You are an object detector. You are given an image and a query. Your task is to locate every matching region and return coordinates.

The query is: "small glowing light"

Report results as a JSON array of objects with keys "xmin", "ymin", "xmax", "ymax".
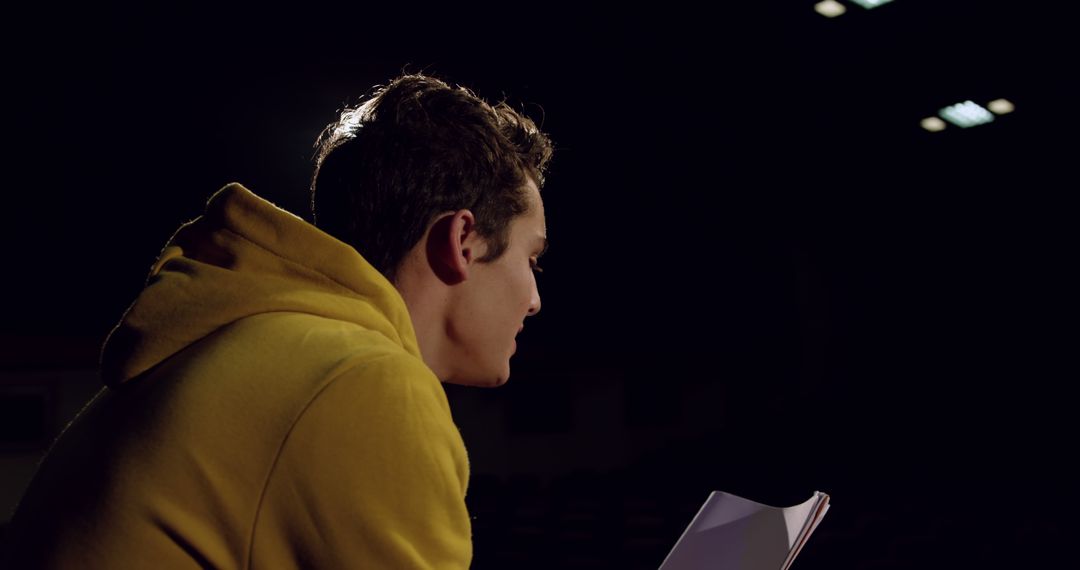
[
  {"xmin": 850, "ymin": 0, "xmax": 896, "ymax": 8},
  {"xmin": 987, "ymin": 98, "xmax": 1015, "ymax": 115},
  {"xmin": 920, "ymin": 117, "xmax": 947, "ymax": 132},
  {"xmin": 939, "ymin": 100, "xmax": 995, "ymax": 128},
  {"xmin": 814, "ymin": 0, "xmax": 847, "ymax": 17}
]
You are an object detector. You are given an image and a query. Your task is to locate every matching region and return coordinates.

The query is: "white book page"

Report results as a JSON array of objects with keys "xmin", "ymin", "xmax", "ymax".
[
  {"xmin": 781, "ymin": 493, "xmax": 831, "ymax": 570},
  {"xmin": 781, "ymin": 493, "xmax": 824, "ymax": 549},
  {"xmin": 660, "ymin": 492, "xmax": 806, "ymax": 570},
  {"xmin": 808, "ymin": 502, "xmax": 830, "ymax": 535}
]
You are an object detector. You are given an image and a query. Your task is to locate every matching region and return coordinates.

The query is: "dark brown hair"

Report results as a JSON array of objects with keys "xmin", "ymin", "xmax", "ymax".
[{"xmin": 310, "ymin": 73, "xmax": 554, "ymax": 283}]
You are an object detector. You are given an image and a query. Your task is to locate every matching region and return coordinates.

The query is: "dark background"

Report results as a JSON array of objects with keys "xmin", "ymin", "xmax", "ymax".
[{"xmin": 2, "ymin": 1, "xmax": 1076, "ymax": 568}]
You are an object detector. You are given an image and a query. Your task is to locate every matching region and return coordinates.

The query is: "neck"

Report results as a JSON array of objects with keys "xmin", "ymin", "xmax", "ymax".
[{"xmin": 393, "ymin": 267, "xmax": 452, "ymax": 382}]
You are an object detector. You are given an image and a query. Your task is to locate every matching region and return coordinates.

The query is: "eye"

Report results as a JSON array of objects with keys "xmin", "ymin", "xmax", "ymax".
[{"xmin": 530, "ymin": 258, "xmax": 544, "ymax": 274}]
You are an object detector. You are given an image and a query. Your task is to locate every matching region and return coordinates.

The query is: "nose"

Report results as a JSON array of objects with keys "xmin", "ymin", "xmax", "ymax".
[{"xmin": 527, "ymin": 281, "xmax": 541, "ymax": 317}]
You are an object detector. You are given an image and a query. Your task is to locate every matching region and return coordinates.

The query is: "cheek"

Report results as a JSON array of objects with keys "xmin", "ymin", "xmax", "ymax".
[{"xmin": 515, "ymin": 269, "xmax": 536, "ymax": 308}]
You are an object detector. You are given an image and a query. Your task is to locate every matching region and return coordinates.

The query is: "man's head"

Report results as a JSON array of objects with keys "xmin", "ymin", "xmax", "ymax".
[
  {"xmin": 311, "ymin": 73, "xmax": 553, "ymax": 284},
  {"xmin": 310, "ymin": 74, "xmax": 554, "ymax": 387}
]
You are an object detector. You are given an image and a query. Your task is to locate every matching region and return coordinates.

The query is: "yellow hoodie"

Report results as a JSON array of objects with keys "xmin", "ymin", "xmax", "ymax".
[{"xmin": 4, "ymin": 183, "xmax": 472, "ymax": 569}]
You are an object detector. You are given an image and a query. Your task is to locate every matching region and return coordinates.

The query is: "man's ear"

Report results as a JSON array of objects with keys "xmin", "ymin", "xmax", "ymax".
[{"xmin": 425, "ymin": 209, "xmax": 484, "ymax": 285}]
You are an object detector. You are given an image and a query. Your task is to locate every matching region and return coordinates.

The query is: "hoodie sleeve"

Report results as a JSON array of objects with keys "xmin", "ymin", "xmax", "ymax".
[{"xmin": 247, "ymin": 354, "xmax": 472, "ymax": 569}]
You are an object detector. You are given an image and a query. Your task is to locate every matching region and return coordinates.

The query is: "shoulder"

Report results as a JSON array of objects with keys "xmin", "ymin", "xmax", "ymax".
[
  {"xmin": 248, "ymin": 359, "xmax": 472, "ymax": 569},
  {"xmin": 312, "ymin": 350, "xmax": 450, "ymax": 426},
  {"xmin": 248, "ymin": 312, "xmax": 450, "ymax": 422},
  {"xmin": 273, "ymin": 349, "xmax": 468, "ymax": 490}
]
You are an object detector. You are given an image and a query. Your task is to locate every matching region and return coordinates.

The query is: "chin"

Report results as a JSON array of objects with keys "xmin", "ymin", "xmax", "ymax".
[
  {"xmin": 444, "ymin": 368, "xmax": 511, "ymax": 388},
  {"xmin": 476, "ymin": 359, "xmax": 513, "ymax": 387},
  {"xmin": 479, "ymin": 371, "xmax": 511, "ymax": 388}
]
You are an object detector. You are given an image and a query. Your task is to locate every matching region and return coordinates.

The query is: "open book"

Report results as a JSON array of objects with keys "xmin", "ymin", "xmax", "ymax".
[{"xmin": 658, "ymin": 490, "xmax": 830, "ymax": 570}]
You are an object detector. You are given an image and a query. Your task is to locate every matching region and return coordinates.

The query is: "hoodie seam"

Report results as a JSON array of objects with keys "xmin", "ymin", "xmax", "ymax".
[{"xmin": 242, "ymin": 352, "xmax": 399, "ymax": 570}]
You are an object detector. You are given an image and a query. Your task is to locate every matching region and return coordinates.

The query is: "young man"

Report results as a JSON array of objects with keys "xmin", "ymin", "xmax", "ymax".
[{"xmin": 3, "ymin": 74, "xmax": 553, "ymax": 569}]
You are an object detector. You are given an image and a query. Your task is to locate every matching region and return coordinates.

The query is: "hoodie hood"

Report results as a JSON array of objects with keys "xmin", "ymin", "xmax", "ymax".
[{"xmin": 100, "ymin": 183, "xmax": 421, "ymax": 387}]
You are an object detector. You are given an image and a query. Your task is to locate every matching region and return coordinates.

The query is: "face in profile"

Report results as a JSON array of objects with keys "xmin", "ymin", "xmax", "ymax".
[{"xmin": 445, "ymin": 178, "xmax": 546, "ymax": 387}]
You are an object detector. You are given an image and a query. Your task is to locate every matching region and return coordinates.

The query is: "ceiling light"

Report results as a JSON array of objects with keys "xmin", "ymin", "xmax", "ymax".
[
  {"xmin": 987, "ymin": 98, "xmax": 1015, "ymax": 115},
  {"xmin": 920, "ymin": 117, "xmax": 947, "ymax": 132},
  {"xmin": 939, "ymin": 100, "xmax": 995, "ymax": 128},
  {"xmin": 850, "ymin": 0, "xmax": 896, "ymax": 8},
  {"xmin": 814, "ymin": 0, "xmax": 847, "ymax": 17}
]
